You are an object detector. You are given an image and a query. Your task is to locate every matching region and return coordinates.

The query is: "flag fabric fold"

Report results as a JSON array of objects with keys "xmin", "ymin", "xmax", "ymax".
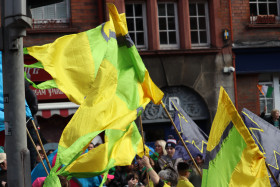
[
  {"xmin": 202, "ymin": 87, "xmax": 270, "ymax": 187},
  {"xmin": 25, "ymin": 4, "xmax": 163, "ymax": 186},
  {"xmin": 242, "ymin": 108, "xmax": 280, "ymax": 187},
  {"xmin": 171, "ymin": 99, "xmax": 208, "ymax": 160}
]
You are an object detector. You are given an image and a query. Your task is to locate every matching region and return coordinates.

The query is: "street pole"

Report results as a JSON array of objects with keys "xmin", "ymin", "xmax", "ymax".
[{"xmin": 1, "ymin": 0, "xmax": 32, "ymax": 186}]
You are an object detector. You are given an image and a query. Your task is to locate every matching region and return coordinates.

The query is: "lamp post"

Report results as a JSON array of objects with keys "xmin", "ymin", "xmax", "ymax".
[{"xmin": 1, "ymin": 0, "xmax": 32, "ymax": 186}]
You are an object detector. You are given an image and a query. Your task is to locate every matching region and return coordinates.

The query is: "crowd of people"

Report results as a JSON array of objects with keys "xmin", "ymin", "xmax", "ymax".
[
  {"xmin": 28, "ymin": 135, "xmax": 201, "ymax": 187},
  {"xmin": 70, "ymin": 135, "xmax": 202, "ymax": 187}
]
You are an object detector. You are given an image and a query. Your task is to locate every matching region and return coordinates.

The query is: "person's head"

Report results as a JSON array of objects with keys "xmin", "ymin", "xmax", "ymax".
[
  {"xmin": 0, "ymin": 153, "xmax": 7, "ymax": 171},
  {"xmin": 155, "ymin": 140, "xmax": 167, "ymax": 156},
  {"xmin": 88, "ymin": 143, "xmax": 94, "ymax": 151},
  {"xmin": 195, "ymin": 155, "xmax": 204, "ymax": 165},
  {"xmin": 36, "ymin": 145, "xmax": 45, "ymax": 163},
  {"xmin": 271, "ymin": 109, "xmax": 280, "ymax": 120},
  {"xmin": 158, "ymin": 168, "xmax": 178, "ymax": 187},
  {"xmin": 177, "ymin": 162, "xmax": 192, "ymax": 178},
  {"xmin": 165, "ymin": 135, "xmax": 176, "ymax": 158},
  {"xmin": 126, "ymin": 172, "xmax": 139, "ymax": 183}
]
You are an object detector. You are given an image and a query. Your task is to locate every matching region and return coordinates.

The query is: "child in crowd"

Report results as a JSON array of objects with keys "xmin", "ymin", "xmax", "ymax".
[{"xmin": 177, "ymin": 162, "xmax": 194, "ymax": 187}]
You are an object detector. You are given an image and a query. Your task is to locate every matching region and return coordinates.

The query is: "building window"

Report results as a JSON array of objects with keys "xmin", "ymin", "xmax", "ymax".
[
  {"xmin": 259, "ymin": 82, "xmax": 274, "ymax": 115},
  {"xmin": 125, "ymin": 3, "xmax": 148, "ymax": 49},
  {"xmin": 258, "ymin": 73, "xmax": 280, "ymax": 115},
  {"xmin": 189, "ymin": 1, "xmax": 210, "ymax": 47},
  {"xmin": 31, "ymin": 0, "xmax": 70, "ymax": 24},
  {"xmin": 158, "ymin": 2, "xmax": 179, "ymax": 49},
  {"xmin": 249, "ymin": 0, "xmax": 278, "ymax": 16}
]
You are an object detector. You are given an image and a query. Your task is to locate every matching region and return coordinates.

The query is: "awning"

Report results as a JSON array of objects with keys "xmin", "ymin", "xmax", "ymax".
[
  {"xmin": 234, "ymin": 47, "xmax": 280, "ymax": 74},
  {"xmin": 36, "ymin": 102, "xmax": 79, "ymax": 118}
]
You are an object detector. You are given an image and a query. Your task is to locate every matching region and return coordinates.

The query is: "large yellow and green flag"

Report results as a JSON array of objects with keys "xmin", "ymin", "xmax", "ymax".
[
  {"xmin": 24, "ymin": 3, "xmax": 163, "ymax": 186},
  {"xmin": 202, "ymin": 87, "xmax": 270, "ymax": 186}
]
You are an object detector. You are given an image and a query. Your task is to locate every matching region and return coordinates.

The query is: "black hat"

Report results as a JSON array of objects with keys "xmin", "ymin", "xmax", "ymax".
[{"xmin": 165, "ymin": 135, "xmax": 177, "ymax": 149}]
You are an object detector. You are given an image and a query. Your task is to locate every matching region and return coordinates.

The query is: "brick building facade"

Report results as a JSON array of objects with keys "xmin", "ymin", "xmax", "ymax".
[{"xmin": 231, "ymin": 0, "xmax": 280, "ymax": 116}]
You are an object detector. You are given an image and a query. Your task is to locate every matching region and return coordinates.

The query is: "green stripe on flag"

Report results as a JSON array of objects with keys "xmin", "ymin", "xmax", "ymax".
[
  {"xmin": 266, "ymin": 86, "xmax": 273, "ymax": 98},
  {"xmin": 202, "ymin": 125, "xmax": 247, "ymax": 186}
]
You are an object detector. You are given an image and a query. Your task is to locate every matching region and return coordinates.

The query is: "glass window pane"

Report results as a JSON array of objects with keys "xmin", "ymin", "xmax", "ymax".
[
  {"xmin": 189, "ymin": 4, "xmax": 196, "ymax": 16},
  {"xmin": 259, "ymin": 3, "xmax": 268, "ymax": 14},
  {"xmin": 200, "ymin": 31, "xmax": 207, "ymax": 43},
  {"xmin": 159, "ymin": 18, "xmax": 167, "ymax": 30},
  {"xmin": 197, "ymin": 4, "xmax": 205, "ymax": 16},
  {"xmin": 168, "ymin": 17, "xmax": 175, "ymax": 30},
  {"xmin": 250, "ymin": 0, "xmax": 256, "ymax": 1},
  {"xmin": 135, "ymin": 4, "xmax": 143, "ymax": 16},
  {"xmin": 199, "ymin": 17, "xmax": 206, "ymax": 29},
  {"xmin": 137, "ymin": 32, "xmax": 144, "ymax": 45},
  {"xmin": 129, "ymin": 33, "xmax": 135, "ymax": 43},
  {"xmin": 31, "ymin": 8, "xmax": 44, "ymax": 19},
  {"xmin": 167, "ymin": 4, "xmax": 175, "ymax": 16},
  {"xmin": 258, "ymin": 0, "xmax": 266, "ymax": 2},
  {"xmin": 126, "ymin": 4, "xmax": 133, "ymax": 16},
  {"xmin": 191, "ymin": 31, "xmax": 198, "ymax": 43},
  {"xmin": 136, "ymin": 18, "xmax": 143, "ymax": 30},
  {"xmin": 45, "ymin": 5, "xmax": 55, "ymax": 19},
  {"xmin": 169, "ymin": 32, "xmax": 176, "ymax": 44},
  {"xmin": 250, "ymin": 4, "xmax": 257, "ymax": 16},
  {"xmin": 127, "ymin": 18, "xmax": 134, "ymax": 31},
  {"xmin": 190, "ymin": 17, "xmax": 197, "ymax": 29},
  {"xmin": 160, "ymin": 32, "xmax": 168, "ymax": 44},
  {"xmin": 56, "ymin": 2, "xmax": 67, "ymax": 19},
  {"xmin": 158, "ymin": 4, "xmax": 166, "ymax": 16},
  {"xmin": 269, "ymin": 3, "xmax": 278, "ymax": 15}
]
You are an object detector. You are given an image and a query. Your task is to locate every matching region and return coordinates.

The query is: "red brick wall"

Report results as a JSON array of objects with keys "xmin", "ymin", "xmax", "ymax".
[
  {"xmin": 71, "ymin": 0, "xmax": 100, "ymax": 30},
  {"xmin": 24, "ymin": 0, "xmax": 102, "ymax": 47},
  {"xmin": 236, "ymin": 74, "xmax": 260, "ymax": 114},
  {"xmin": 231, "ymin": 0, "xmax": 280, "ymax": 42}
]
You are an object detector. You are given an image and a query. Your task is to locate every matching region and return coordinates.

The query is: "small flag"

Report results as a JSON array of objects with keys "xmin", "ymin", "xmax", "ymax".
[{"xmin": 257, "ymin": 85, "xmax": 274, "ymax": 98}]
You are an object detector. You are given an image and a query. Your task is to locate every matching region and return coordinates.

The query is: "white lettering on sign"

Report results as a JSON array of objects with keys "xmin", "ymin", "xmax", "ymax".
[
  {"xmin": 47, "ymin": 88, "xmax": 64, "ymax": 96},
  {"xmin": 34, "ymin": 89, "xmax": 46, "ymax": 96},
  {"xmin": 24, "ymin": 67, "xmax": 31, "ymax": 75},
  {"xmin": 33, "ymin": 68, "xmax": 40, "ymax": 74}
]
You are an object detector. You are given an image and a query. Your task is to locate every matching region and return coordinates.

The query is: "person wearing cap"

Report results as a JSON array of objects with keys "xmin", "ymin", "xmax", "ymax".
[
  {"xmin": 0, "ymin": 153, "xmax": 7, "ymax": 187},
  {"xmin": 158, "ymin": 135, "xmax": 183, "ymax": 172}
]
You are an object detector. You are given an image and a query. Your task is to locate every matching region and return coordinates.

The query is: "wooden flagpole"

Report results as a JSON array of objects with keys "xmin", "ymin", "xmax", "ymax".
[
  {"xmin": 30, "ymin": 120, "xmax": 52, "ymax": 170},
  {"xmin": 265, "ymin": 162, "xmax": 279, "ymax": 186},
  {"xmin": 26, "ymin": 127, "xmax": 49, "ymax": 175},
  {"xmin": 160, "ymin": 101, "xmax": 202, "ymax": 178}
]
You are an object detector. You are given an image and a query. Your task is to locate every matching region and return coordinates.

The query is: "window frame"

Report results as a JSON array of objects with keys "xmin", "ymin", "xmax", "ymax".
[
  {"xmin": 249, "ymin": 0, "xmax": 279, "ymax": 16},
  {"xmin": 259, "ymin": 73, "xmax": 280, "ymax": 115},
  {"xmin": 31, "ymin": 0, "xmax": 70, "ymax": 24},
  {"xmin": 189, "ymin": 0, "xmax": 211, "ymax": 48},
  {"xmin": 259, "ymin": 82, "xmax": 274, "ymax": 115},
  {"xmin": 157, "ymin": 2, "xmax": 180, "ymax": 49},
  {"xmin": 125, "ymin": 2, "xmax": 148, "ymax": 50}
]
